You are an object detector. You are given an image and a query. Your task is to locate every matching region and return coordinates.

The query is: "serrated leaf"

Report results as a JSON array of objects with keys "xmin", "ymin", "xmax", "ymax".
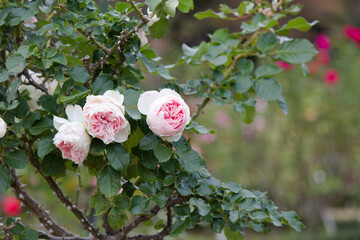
[
  {"xmin": 29, "ymin": 117, "xmax": 53, "ymax": 135},
  {"xmin": 176, "ymin": 149, "xmax": 205, "ymax": 173},
  {"xmin": 68, "ymin": 66, "xmax": 90, "ymax": 83},
  {"xmin": 154, "ymin": 144, "xmax": 173, "ymax": 162},
  {"xmin": 0, "ymin": 70, "xmax": 9, "ymax": 83},
  {"xmin": 253, "ymin": 78, "xmax": 281, "ymax": 101},
  {"xmin": 40, "ymin": 153, "xmax": 65, "ymax": 177},
  {"xmin": 255, "ymin": 64, "xmax": 282, "ymax": 78},
  {"xmin": 0, "ymin": 165, "xmax": 11, "ymax": 193},
  {"xmin": 37, "ymin": 134, "xmax": 56, "ymax": 158},
  {"xmin": 130, "ymin": 195, "xmax": 150, "ymax": 215},
  {"xmin": 189, "ymin": 198, "xmax": 210, "ymax": 216},
  {"xmin": 178, "ymin": 0, "xmax": 194, "ymax": 13},
  {"xmin": 149, "ymin": 17, "xmax": 168, "ymax": 39},
  {"xmin": 140, "ymin": 133, "xmax": 160, "ymax": 150},
  {"xmin": 257, "ymin": 32, "xmax": 279, "ymax": 52},
  {"xmin": 284, "ymin": 17, "xmax": 318, "ymax": 32},
  {"xmin": 278, "ymin": 39, "xmax": 317, "ymax": 64},
  {"xmin": 6, "ymin": 54, "xmax": 25, "ymax": 74},
  {"xmin": 51, "ymin": 52, "xmax": 67, "ymax": 65},
  {"xmin": 233, "ymin": 74, "xmax": 252, "ymax": 93}
]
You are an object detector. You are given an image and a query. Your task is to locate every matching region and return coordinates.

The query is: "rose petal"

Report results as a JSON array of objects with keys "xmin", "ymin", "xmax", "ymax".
[
  {"xmin": 159, "ymin": 88, "xmax": 181, "ymax": 99},
  {"xmin": 114, "ymin": 122, "xmax": 131, "ymax": 143},
  {"xmin": 137, "ymin": 90, "xmax": 161, "ymax": 115},
  {"xmin": 53, "ymin": 116, "xmax": 69, "ymax": 130},
  {"xmin": 161, "ymin": 132, "xmax": 183, "ymax": 142},
  {"xmin": 104, "ymin": 90, "xmax": 124, "ymax": 105},
  {"xmin": 66, "ymin": 105, "xmax": 84, "ymax": 124}
]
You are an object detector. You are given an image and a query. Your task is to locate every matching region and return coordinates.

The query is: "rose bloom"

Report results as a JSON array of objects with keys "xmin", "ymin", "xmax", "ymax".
[
  {"xmin": 83, "ymin": 90, "xmax": 130, "ymax": 144},
  {"xmin": 323, "ymin": 69, "xmax": 340, "ymax": 86},
  {"xmin": 0, "ymin": 117, "xmax": 7, "ymax": 138},
  {"xmin": 2, "ymin": 196, "xmax": 21, "ymax": 216},
  {"xmin": 343, "ymin": 25, "xmax": 360, "ymax": 44},
  {"xmin": 275, "ymin": 61, "xmax": 294, "ymax": 70},
  {"xmin": 137, "ymin": 88, "xmax": 191, "ymax": 142},
  {"xmin": 315, "ymin": 33, "xmax": 331, "ymax": 50},
  {"xmin": 53, "ymin": 105, "xmax": 91, "ymax": 164}
]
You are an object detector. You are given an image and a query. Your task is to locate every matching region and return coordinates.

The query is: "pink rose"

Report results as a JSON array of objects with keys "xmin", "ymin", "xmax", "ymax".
[
  {"xmin": 315, "ymin": 33, "xmax": 331, "ymax": 50},
  {"xmin": 137, "ymin": 89, "xmax": 191, "ymax": 142},
  {"xmin": 53, "ymin": 105, "xmax": 91, "ymax": 164},
  {"xmin": 83, "ymin": 90, "xmax": 130, "ymax": 144},
  {"xmin": 323, "ymin": 69, "xmax": 340, "ymax": 86},
  {"xmin": 275, "ymin": 61, "xmax": 294, "ymax": 70},
  {"xmin": 343, "ymin": 25, "xmax": 360, "ymax": 44}
]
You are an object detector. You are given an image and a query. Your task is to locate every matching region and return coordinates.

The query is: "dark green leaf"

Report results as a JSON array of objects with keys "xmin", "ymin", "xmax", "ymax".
[
  {"xmin": 108, "ymin": 205, "xmax": 127, "ymax": 230},
  {"xmin": 255, "ymin": 64, "xmax": 282, "ymax": 78},
  {"xmin": 284, "ymin": 17, "xmax": 318, "ymax": 32},
  {"xmin": 5, "ymin": 150, "xmax": 28, "ymax": 169},
  {"xmin": 233, "ymin": 74, "xmax": 252, "ymax": 93},
  {"xmin": 139, "ymin": 133, "xmax": 160, "ymax": 150},
  {"xmin": 0, "ymin": 70, "xmax": 9, "ymax": 83},
  {"xmin": 257, "ymin": 32, "xmax": 278, "ymax": 52},
  {"xmin": 6, "ymin": 78, "xmax": 22, "ymax": 103},
  {"xmin": 29, "ymin": 117, "xmax": 53, "ymax": 135},
  {"xmin": 237, "ymin": 59, "xmax": 254, "ymax": 75},
  {"xmin": 189, "ymin": 197, "xmax": 210, "ymax": 216},
  {"xmin": 149, "ymin": 17, "xmax": 168, "ymax": 39},
  {"xmin": 115, "ymin": 2, "xmax": 131, "ymax": 12},
  {"xmin": 40, "ymin": 153, "xmax": 65, "ymax": 177},
  {"xmin": 19, "ymin": 229, "xmax": 38, "ymax": 240},
  {"xmin": 277, "ymin": 96, "xmax": 288, "ymax": 115},
  {"xmin": 107, "ymin": 143, "xmax": 130, "ymax": 172},
  {"xmin": 178, "ymin": 0, "xmax": 194, "ymax": 13},
  {"xmin": 176, "ymin": 149, "xmax": 205, "ymax": 173},
  {"xmin": 37, "ymin": 134, "xmax": 56, "ymax": 158},
  {"xmin": 97, "ymin": 165, "xmax": 122, "ymax": 197},
  {"xmin": 130, "ymin": 195, "xmax": 150, "ymax": 215},
  {"xmin": 38, "ymin": 95, "xmax": 63, "ymax": 115},
  {"xmin": 0, "ymin": 165, "xmax": 11, "ymax": 193},
  {"xmin": 93, "ymin": 74, "xmax": 114, "ymax": 95},
  {"xmin": 68, "ymin": 66, "xmax": 90, "ymax": 83},
  {"xmin": 51, "ymin": 52, "xmax": 67, "ymax": 65},
  {"xmin": 154, "ymin": 144, "xmax": 173, "ymax": 162}
]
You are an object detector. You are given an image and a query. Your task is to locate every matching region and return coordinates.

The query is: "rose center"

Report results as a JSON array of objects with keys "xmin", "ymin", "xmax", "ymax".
[
  {"xmin": 90, "ymin": 111, "xmax": 123, "ymax": 137},
  {"xmin": 158, "ymin": 100, "xmax": 185, "ymax": 129}
]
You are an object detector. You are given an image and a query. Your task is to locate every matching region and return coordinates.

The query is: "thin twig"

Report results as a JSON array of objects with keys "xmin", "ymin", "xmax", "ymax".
[
  {"xmin": 10, "ymin": 169, "xmax": 74, "ymax": 237},
  {"xmin": 128, "ymin": 0, "xmax": 149, "ymax": 22},
  {"xmin": 2, "ymin": 217, "xmax": 21, "ymax": 240},
  {"xmin": 77, "ymin": 29, "xmax": 108, "ymax": 53},
  {"xmin": 75, "ymin": 167, "xmax": 82, "ymax": 205},
  {"xmin": 115, "ymin": 196, "xmax": 190, "ymax": 240},
  {"xmin": 38, "ymin": 232, "xmax": 89, "ymax": 240}
]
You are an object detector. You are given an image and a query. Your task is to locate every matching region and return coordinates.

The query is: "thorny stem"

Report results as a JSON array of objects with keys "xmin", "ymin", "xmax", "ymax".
[
  {"xmin": 2, "ymin": 217, "xmax": 21, "ymax": 240},
  {"xmin": 10, "ymin": 169, "xmax": 74, "ymax": 237},
  {"xmin": 21, "ymin": 68, "xmax": 49, "ymax": 94},
  {"xmin": 75, "ymin": 167, "xmax": 82, "ymax": 205}
]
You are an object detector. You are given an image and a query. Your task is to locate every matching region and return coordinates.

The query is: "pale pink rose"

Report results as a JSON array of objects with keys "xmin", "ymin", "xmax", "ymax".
[
  {"xmin": 53, "ymin": 105, "xmax": 91, "ymax": 164},
  {"xmin": 137, "ymin": 89, "xmax": 191, "ymax": 142},
  {"xmin": 83, "ymin": 90, "xmax": 130, "ymax": 144},
  {"xmin": 0, "ymin": 117, "xmax": 7, "ymax": 138},
  {"xmin": 201, "ymin": 133, "xmax": 216, "ymax": 143}
]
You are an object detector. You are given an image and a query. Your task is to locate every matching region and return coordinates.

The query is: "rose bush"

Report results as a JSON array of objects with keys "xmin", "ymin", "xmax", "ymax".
[{"xmin": 0, "ymin": 0, "xmax": 318, "ymax": 239}]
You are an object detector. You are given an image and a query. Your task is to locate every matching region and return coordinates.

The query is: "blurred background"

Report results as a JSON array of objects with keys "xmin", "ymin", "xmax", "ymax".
[{"xmin": 1, "ymin": 0, "xmax": 360, "ymax": 239}]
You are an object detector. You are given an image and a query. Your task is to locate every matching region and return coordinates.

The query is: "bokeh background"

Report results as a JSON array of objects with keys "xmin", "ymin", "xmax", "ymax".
[{"xmin": 1, "ymin": 0, "xmax": 360, "ymax": 239}]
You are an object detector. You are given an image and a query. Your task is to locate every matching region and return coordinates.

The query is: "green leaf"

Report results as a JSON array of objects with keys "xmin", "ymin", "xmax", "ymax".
[
  {"xmin": 37, "ymin": 134, "xmax": 56, "ymax": 159},
  {"xmin": 124, "ymin": 89, "xmax": 141, "ymax": 107},
  {"xmin": 130, "ymin": 195, "xmax": 150, "ymax": 215},
  {"xmin": 38, "ymin": 95, "xmax": 63, "ymax": 115},
  {"xmin": 51, "ymin": 52, "xmax": 67, "ymax": 65},
  {"xmin": 90, "ymin": 138, "xmax": 106, "ymax": 154},
  {"xmin": 257, "ymin": 32, "xmax": 279, "ymax": 52},
  {"xmin": 6, "ymin": 217, "xmax": 25, "ymax": 234},
  {"xmin": 178, "ymin": 0, "xmax": 194, "ymax": 13},
  {"xmin": 22, "ymin": 112, "xmax": 41, "ymax": 129},
  {"xmin": 163, "ymin": 175, "xmax": 175, "ymax": 186},
  {"xmin": 281, "ymin": 211, "xmax": 305, "ymax": 232},
  {"xmin": 108, "ymin": 205, "xmax": 127, "ymax": 230},
  {"xmin": 233, "ymin": 74, "xmax": 252, "ymax": 93},
  {"xmin": 186, "ymin": 121, "xmax": 214, "ymax": 134},
  {"xmin": 284, "ymin": 17, "xmax": 318, "ymax": 32},
  {"xmin": 0, "ymin": 165, "xmax": 11, "ymax": 193},
  {"xmin": 255, "ymin": 64, "xmax": 282, "ymax": 78},
  {"xmin": 40, "ymin": 153, "xmax": 65, "ymax": 177},
  {"xmin": 154, "ymin": 144, "xmax": 173, "ymax": 162},
  {"xmin": 149, "ymin": 17, "xmax": 169, "ymax": 39},
  {"xmin": 90, "ymin": 192, "xmax": 111, "ymax": 215},
  {"xmin": 224, "ymin": 226, "xmax": 243, "ymax": 240},
  {"xmin": 176, "ymin": 149, "xmax": 205, "ymax": 173},
  {"xmin": 212, "ymin": 219, "xmax": 225, "ymax": 233},
  {"xmin": 164, "ymin": 0, "xmax": 179, "ymax": 17},
  {"xmin": 97, "ymin": 165, "xmax": 122, "ymax": 197},
  {"xmin": 0, "ymin": 70, "xmax": 9, "ymax": 83},
  {"xmin": 173, "ymin": 205, "xmax": 190, "ymax": 216},
  {"xmin": 170, "ymin": 220, "xmax": 186, "ymax": 237},
  {"xmin": 107, "ymin": 143, "xmax": 130, "ymax": 172},
  {"xmin": 278, "ymin": 39, "xmax": 317, "ymax": 64},
  {"xmin": 189, "ymin": 197, "xmax": 210, "ymax": 216},
  {"xmin": 38, "ymin": 23, "xmax": 57, "ymax": 35},
  {"xmin": 146, "ymin": 0, "xmax": 162, "ymax": 11},
  {"xmin": 12, "ymin": 96, "xmax": 29, "ymax": 118},
  {"xmin": 57, "ymin": 89, "xmax": 90, "ymax": 104},
  {"xmin": 29, "ymin": 117, "xmax": 53, "ymax": 135},
  {"xmin": 140, "ymin": 182, "xmax": 157, "ymax": 196},
  {"xmin": 6, "ymin": 78, "xmax": 22, "ymax": 103},
  {"xmin": 16, "ymin": 46, "xmax": 31, "ymax": 58},
  {"xmin": 19, "ymin": 229, "xmax": 39, "ymax": 240},
  {"xmin": 139, "ymin": 133, "xmax": 160, "ymax": 150},
  {"xmin": 237, "ymin": 59, "xmax": 254, "ymax": 75},
  {"xmin": 253, "ymin": 78, "xmax": 281, "ymax": 101},
  {"xmin": 68, "ymin": 66, "xmax": 90, "ymax": 83},
  {"xmin": 5, "ymin": 150, "xmax": 28, "ymax": 169},
  {"xmin": 194, "ymin": 9, "xmax": 226, "ymax": 20},
  {"xmin": 6, "ymin": 54, "xmax": 26, "ymax": 74},
  {"xmin": 278, "ymin": 96, "xmax": 288, "ymax": 115},
  {"xmin": 93, "ymin": 74, "xmax": 114, "ymax": 95},
  {"xmin": 115, "ymin": 2, "xmax": 131, "ymax": 12},
  {"xmin": 229, "ymin": 210, "xmax": 239, "ymax": 223}
]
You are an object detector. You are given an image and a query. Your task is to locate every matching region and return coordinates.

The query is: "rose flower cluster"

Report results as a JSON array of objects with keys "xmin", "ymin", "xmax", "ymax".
[{"xmin": 52, "ymin": 89, "xmax": 191, "ymax": 164}]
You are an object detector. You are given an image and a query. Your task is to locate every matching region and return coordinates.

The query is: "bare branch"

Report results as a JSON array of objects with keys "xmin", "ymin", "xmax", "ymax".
[
  {"xmin": 10, "ymin": 169, "xmax": 74, "ymax": 237},
  {"xmin": 21, "ymin": 69, "xmax": 49, "ymax": 94},
  {"xmin": 25, "ymin": 144, "xmax": 105, "ymax": 240},
  {"xmin": 129, "ymin": 0, "xmax": 149, "ymax": 22},
  {"xmin": 38, "ymin": 231, "xmax": 89, "ymax": 240}
]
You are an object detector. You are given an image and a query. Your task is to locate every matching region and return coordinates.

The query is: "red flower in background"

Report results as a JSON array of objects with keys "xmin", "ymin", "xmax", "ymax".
[
  {"xmin": 323, "ymin": 69, "xmax": 340, "ymax": 86},
  {"xmin": 276, "ymin": 61, "xmax": 295, "ymax": 70},
  {"xmin": 2, "ymin": 196, "xmax": 22, "ymax": 216},
  {"xmin": 343, "ymin": 25, "xmax": 360, "ymax": 44},
  {"xmin": 315, "ymin": 33, "xmax": 331, "ymax": 50},
  {"xmin": 317, "ymin": 50, "xmax": 331, "ymax": 65}
]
